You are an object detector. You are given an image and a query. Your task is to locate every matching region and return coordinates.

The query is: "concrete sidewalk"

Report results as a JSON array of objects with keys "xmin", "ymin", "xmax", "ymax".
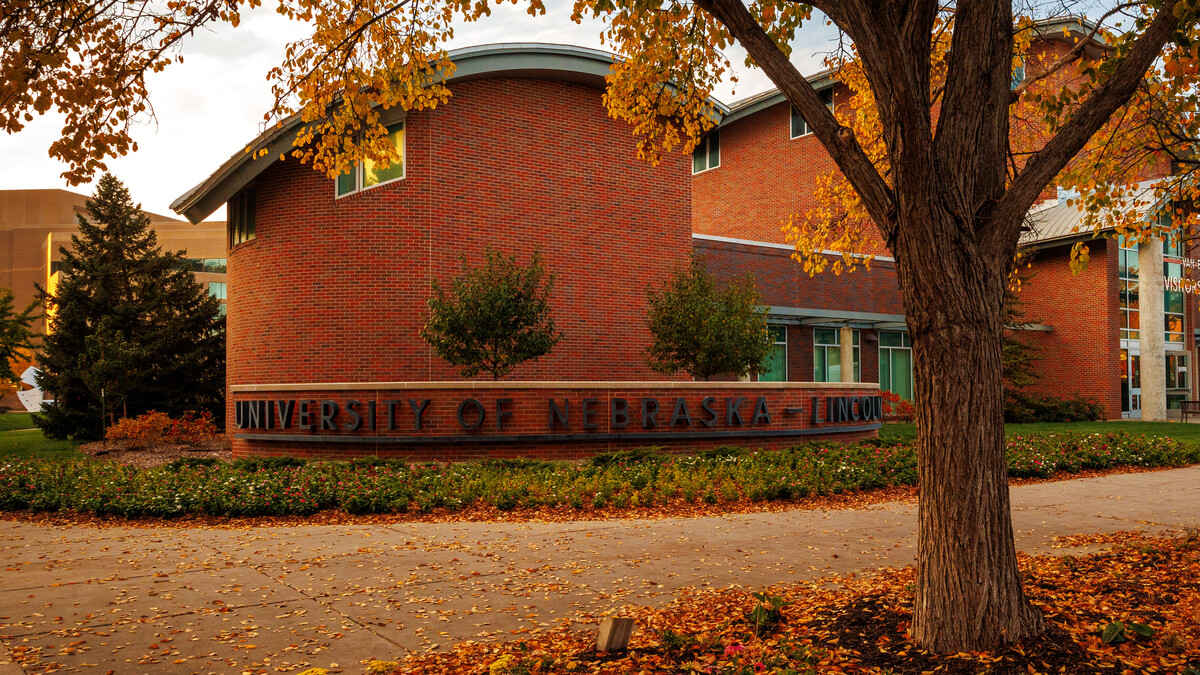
[{"xmin": 1, "ymin": 467, "xmax": 1197, "ymax": 674}]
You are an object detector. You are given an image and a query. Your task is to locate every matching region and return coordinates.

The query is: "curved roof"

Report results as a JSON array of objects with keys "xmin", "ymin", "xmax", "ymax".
[{"xmin": 170, "ymin": 43, "xmax": 624, "ymax": 223}]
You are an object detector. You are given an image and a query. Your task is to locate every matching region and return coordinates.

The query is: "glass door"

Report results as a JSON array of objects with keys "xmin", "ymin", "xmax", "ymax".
[{"xmin": 1124, "ymin": 349, "xmax": 1142, "ymax": 418}]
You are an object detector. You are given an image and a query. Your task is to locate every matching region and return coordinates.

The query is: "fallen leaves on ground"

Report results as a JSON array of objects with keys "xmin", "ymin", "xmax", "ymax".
[{"xmin": 380, "ymin": 531, "xmax": 1200, "ymax": 675}]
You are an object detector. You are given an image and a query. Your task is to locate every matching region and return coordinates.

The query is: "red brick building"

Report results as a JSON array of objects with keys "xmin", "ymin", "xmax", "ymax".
[
  {"xmin": 173, "ymin": 44, "xmax": 882, "ymax": 459},
  {"xmin": 690, "ymin": 19, "xmax": 1190, "ymax": 420}
]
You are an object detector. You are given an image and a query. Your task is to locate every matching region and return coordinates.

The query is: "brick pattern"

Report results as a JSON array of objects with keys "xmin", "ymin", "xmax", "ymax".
[
  {"xmin": 230, "ymin": 384, "xmax": 883, "ymax": 460},
  {"xmin": 227, "ymin": 77, "xmax": 693, "ymax": 434},
  {"xmin": 695, "ymin": 238, "xmax": 904, "ymax": 315},
  {"xmin": 1014, "ymin": 239, "xmax": 1122, "ymax": 418}
]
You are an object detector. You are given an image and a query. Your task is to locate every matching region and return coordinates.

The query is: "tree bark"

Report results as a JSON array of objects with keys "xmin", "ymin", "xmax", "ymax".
[
  {"xmin": 895, "ymin": 205, "xmax": 1045, "ymax": 649},
  {"xmin": 691, "ymin": 0, "xmax": 1185, "ymax": 654}
]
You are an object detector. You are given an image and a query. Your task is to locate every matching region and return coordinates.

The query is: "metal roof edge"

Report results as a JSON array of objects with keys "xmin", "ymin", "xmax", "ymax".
[{"xmin": 171, "ymin": 43, "xmax": 632, "ymax": 224}]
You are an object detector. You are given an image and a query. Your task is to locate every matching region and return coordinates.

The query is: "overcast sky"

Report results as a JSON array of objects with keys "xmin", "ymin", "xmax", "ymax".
[{"xmin": 0, "ymin": 1, "xmax": 841, "ymax": 220}]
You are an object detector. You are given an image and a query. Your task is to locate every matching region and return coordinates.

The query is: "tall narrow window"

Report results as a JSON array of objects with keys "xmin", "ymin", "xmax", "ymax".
[
  {"xmin": 692, "ymin": 130, "xmax": 720, "ymax": 174},
  {"xmin": 813, "ymin": 328, "xmax": 860, "ymax": 382},
  {"xmin": 228, "ymin": 185, "xmax": 256, "ymax": 247},
  {"xmin": 879, "ymin": 331, "xmax": 913, "ymax": 399},
  {"xmin": 790, "ymin": 88, "xmax": 835, "ymax": 139},
  {"xmin": 759, "ymin": 325, "xmax": 787, "ymax": 382},
  {"xmin": 336, "ymin": 121, "xmax": 406, "ymax": 197}
]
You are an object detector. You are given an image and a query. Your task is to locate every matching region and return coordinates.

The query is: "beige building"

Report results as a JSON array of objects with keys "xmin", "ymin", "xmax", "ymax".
[{"xmin": 1, "ymin": 189, "xmax": 227, "ymax": 410}]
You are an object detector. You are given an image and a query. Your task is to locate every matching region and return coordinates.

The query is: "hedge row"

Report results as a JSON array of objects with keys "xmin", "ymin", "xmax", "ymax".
[{"xmin": 0, "ymin": 433, "xmax": 1195, "ymax": 518}]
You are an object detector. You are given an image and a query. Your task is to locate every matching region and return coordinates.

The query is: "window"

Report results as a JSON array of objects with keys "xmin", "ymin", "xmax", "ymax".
[
  {"xmin": 1120, "ymin": 229, "xmax": 1184, "ymax": 343},
  {"xmin": 759, "ymin": 326, "xmax": 787, "ymax": 382},
  {"xmin": 813, "ymin": 327, "xmax": 860, "ymax": 382},
  {"xmin": 790, "ymin": 88, "xmax": 835, "ymax": 139},
  {"xmin": 181, "ymin": 258, "xmax": 228, "ymax": 274},
  {"xmin": 1163, "ymin": 231, "xmax": 1185, "ymax": 344},
  {"xmin": 207, "ymin": 282, "xmax": 227, "ymax": 301},
  {"xmin": 1167, "ymin": 353, "xmax": 1190, "ymax": 409},
  {"xmin": 879, "ymin": 331, "xmax": 913, "ymax": 400},
  {"xmin": 692, "ymin": 130, "xmax": 720, "ymax": 174},
  {"xmin": 336, "ymin": 121, "xmax": 406, "ymax": 196},
  {"xmin": 228, "ymin": 185, "xmax": 256, "ymax": 247}
]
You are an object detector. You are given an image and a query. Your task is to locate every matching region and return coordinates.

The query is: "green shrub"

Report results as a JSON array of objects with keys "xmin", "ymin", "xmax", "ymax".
[
  {"xmin": 0, "ymin": 432, "xmax": 1194, "ymax": 518},
  {"xmin": 1005, "ymin": 391, "xmax": 1104, "ymax": 423}
]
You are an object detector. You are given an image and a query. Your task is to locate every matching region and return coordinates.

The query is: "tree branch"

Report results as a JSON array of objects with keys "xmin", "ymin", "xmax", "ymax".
[
  {"xmin": 988, "ymin": 0, "xmax": 1183, "ymax": 255},
  {"xmin": 693, "ymin": 0, "xmax": 897, "ymax": 236}
]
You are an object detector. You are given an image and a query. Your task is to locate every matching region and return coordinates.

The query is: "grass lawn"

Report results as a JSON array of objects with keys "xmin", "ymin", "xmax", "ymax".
[
  {"xmin": 0, "ymin": 414, "xmax": 83, "ymax": 460},
  {"xmin": 879, "ymin": 419, "xmax": 1200, "ymax": 443},
  {"xmin": 0, "ymin": 413, "xmax": 35, "ymax": 433}
]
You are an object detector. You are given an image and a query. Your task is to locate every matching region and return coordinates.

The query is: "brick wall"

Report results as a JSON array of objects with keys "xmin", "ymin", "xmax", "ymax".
[
  {"xmin": 229, "ymin": 383, "xmax": 883, "ymax": 460},
  {"xmin": 1013, "ymin": 239, "xmax": 1122, "ymax": 418},
  {"xmin": 227, "ymin": 76, "xmax": 692, "ymax": 431},
  {"xmin": 691, "ymin": 88, "xmax": 883, "ymax": 247},
  {"xmin": 695, "ymin": 236, "xmax": 904, "ymax": 315}
]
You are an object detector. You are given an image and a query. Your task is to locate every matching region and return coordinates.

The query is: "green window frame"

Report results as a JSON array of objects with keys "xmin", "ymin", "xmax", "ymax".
[
  {"xmin": 759, "ymin": 326, "xmax": 787, "ymax": 382},
  {"xmin": 336, "ymin": 122, "xmax": 406, "ymax": 197},
  {"xmin": 813, "ymin": 327, "xmax": 860, "ymax": 382},
  {"xmin": 228, "ymin": 185, "xmax": 256, "ymax": 247},
  {"xmin": 790, "ymin": 89, "xmax": 834, "ymax": 139},
  {"xmin": 692, "ymin": 131, "xmax": 720, "ymax": 174},
  {"xmin": 878, "ymin": 331, "xmax": 913, "ymax": 400}
]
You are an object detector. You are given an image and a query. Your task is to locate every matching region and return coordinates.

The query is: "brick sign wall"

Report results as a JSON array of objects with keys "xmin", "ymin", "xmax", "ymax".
[{"xmin": 230, "ymin": 382, "xmax": 882, "ymax": 461}]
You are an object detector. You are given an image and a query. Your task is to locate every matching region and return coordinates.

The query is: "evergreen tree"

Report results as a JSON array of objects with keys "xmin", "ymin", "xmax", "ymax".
[
  {"xmin": 34, "ymin": 174, "xmax": 225, "ymax": 439},
  {"xmin": 0, "ymin": 287, "xmax": 39, "ymax": 396}
]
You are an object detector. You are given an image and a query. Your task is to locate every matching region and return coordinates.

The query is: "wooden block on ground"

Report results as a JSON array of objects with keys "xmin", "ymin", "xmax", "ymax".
[{"xmin": 596, "ymin": 617, "xmax": 635, "ymax": 652}]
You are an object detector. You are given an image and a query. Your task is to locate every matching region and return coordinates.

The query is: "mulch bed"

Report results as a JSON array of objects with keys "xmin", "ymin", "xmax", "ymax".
[
  {"xmin": 382, "ymin": 530, "xmax": 1200, "ymax": 674},
  {"xmin": 77, "ymin": 437, "xmax": 231, "ymax": 468}
]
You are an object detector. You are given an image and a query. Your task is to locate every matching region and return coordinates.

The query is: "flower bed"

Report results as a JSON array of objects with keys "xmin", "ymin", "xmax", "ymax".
[{"xmin": 0, "ymin": 433, "xmax": 1195, "ymax": 518}]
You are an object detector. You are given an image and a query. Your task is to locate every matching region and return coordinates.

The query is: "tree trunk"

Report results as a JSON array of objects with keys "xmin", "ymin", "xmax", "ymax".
[{"xmin": 898, "ymin": 207, "xmax": 1045, "ymax": 652}]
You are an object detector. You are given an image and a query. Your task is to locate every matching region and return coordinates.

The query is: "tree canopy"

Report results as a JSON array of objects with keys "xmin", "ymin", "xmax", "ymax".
[
  {"xmin": 0, "ymin": 287, "xmax": 39, "ymax": 397},
  {"xmin": 35, "ymin": 174, "xmax": 225, "ymax": 439},
  {"xmin": 644, "ymin": 256, "xmax": 770, "ymax": 381},
  {"xmin": 420, "ymin": 248, "xmax": 563, "ymax": 380}
]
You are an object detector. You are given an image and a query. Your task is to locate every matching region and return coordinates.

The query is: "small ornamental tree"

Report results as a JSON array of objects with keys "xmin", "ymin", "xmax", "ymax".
[
  {"xmin": 0, "ymin": 287, "xmax": 39, "ymax": 397},
  {"xmin": 644, "ymin": 257, "xmax": 770, "ymax": 381},
  {"xmin": 421, "ymin": 248, "xmax": 563, "ymax": 380},
  {"xmin": 35, "ymin": 174, "xmax": 226, "ymax": 440}
]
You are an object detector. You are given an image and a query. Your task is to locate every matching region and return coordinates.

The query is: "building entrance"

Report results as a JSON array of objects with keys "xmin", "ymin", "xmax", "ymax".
[{"xmin": 1121, "ymin": 348, "xmax": 1141, "ymax": 419}]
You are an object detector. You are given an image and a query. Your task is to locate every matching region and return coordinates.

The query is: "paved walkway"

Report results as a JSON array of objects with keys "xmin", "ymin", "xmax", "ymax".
[{"xmin": 1, "ymin": 467, "xmax": 1198, "ymax": 674}]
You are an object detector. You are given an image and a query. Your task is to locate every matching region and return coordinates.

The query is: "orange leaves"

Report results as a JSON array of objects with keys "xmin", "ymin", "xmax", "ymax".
[
  {"xmin": 383, "ymin": 531, "xmax": 1199, "ymax": 674},
  {"xmin": 3, "ymin": 0, "xmax": 250, "ymax": 183}
]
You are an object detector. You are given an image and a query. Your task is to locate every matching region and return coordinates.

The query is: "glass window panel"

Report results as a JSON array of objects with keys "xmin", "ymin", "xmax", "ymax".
[
  {"xmin": 879, "ymin": 331, "xmax": 901, "ymax": 347},
  {"xmin": 814, "ymin": 346, "xmax": 827, "ymax": 382},
  {"xmin": 760, "ymin": 344, "xmax": 786, "ymax": 382},
  {"xmin": 708, "ymin": 131, "xmax": 720, "ymax": 168},
  {"xmin": 791, "ymin": 108, "xmax": 809, "ymax": 138},
  {"xmin": 1126, "ymin": 280, "xmax": 1139, "ymax": 310},
  {"xmin": 852, "ymin": 330, "xmax": 860, "ymax": 346},
  {"xmin": 1166, "ymin": 290, "xmax": 1184, "ymax": 314},
  {"xmin": 892, "ymin": 349, "xmax": 913, "ymax": 399},
  {"xmin": 693, "ymin": 147, "xmax": 706, "ymax": 173},
  {"xmin": 363, "ymin": 123, "xmax": 405, "ymax": 187},
  {"xmin": 814, "ymin": 328, "xmax": 837, "ymax": 345},
  {"xmin": 879, "ymin": 350, "xmax": 892, "ymax": 392},
  {"xmin": 337, "ymin": 168, "xmax": 357, "ymax": 196},
  {"xmin": 768, "ymin": 326, "xmax": 786, "ymax": 344},
  {"xmin": 827, "ymin": 348, "xmax": 841, "ymax": 382}
]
